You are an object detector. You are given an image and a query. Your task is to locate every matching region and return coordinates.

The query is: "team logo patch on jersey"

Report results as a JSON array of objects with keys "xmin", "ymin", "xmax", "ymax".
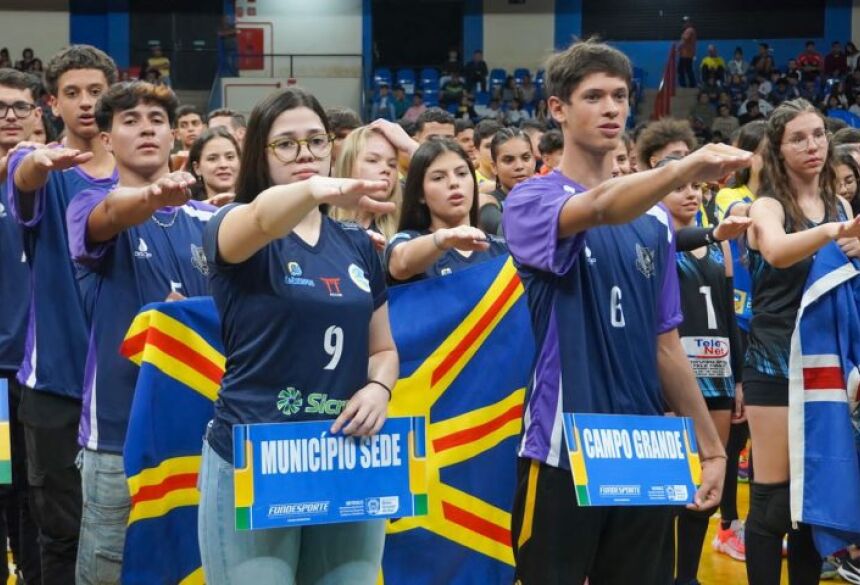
[
  {"xmin": 320, "ymin": 277, "xmax": 343, "ymax": 297},
  {"xmin": 635, "ymin": 244, "xmax": 655, "ymax": 278},
  {"xmin": 348, "ymin": 263, "xmax": 371, "ymax": 292},
  {"xmin": 284, "ymin": 261, "xmax": 315, "ymax": 287},
  {"xmin": 190, "ymin": 244, "xmax": 208, "ymax": 276},
  {"xmin": 134, "ymin": 238, "xmax": 152, "ymax": 259},
  {"xmin": 277, "ymin": 387, "xmax": 303, "ymax": 416},
  {"xmin": 585, "ymin": 245, "xmax": 597, "ymax": 265}
]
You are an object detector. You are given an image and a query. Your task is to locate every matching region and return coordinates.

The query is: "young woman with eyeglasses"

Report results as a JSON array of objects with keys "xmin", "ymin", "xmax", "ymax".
[
  {"xmin": 744, "ymin": 98, "xmax": 860, "ymax": 585},
  {"xmin": 198, "ymin": 87, "xmax": 399, "ymax": 584}
]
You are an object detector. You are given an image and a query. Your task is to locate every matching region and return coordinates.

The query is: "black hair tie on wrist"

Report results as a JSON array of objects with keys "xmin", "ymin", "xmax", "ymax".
[{"xmin": 368, "ymin": 379, "xmax": 393, "ymax": 401}]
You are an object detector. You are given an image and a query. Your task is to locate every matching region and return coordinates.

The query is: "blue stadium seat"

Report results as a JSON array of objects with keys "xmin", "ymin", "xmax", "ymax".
[
  {"xmin": 475, "ymin": 91, "xmax": 490, "ymax": 106},
  {"xmin": 396, "ymin": 68, "xmax": 416, "ymax": 94},
  {"xmin": 489, "ymin": 68, "xmax": 507, "ymax": 91},
  {"xmin": 373, "ymin": 67, "xmax": 392, "ymax": 89},
  {"xmin": 827, "ymin": 108, "xmax": 860, "ymax": 128},
  {"xmin": 420, "ymin": 67, "xmax": 440, "ymax": 86},
  {"xmin": 513, "ymin": 68, "xmax": 530, "ymax": 85},
  {"xmin": 446, "ymin": 103, "xmax": 459, "ymax": 114},
  {"xmin": 423, "ymin": 92, "xmax": 439, "ymax": 107},
  {"xmin": 535, "ymin": 69, "xmax": 545, "ymax": 89}
]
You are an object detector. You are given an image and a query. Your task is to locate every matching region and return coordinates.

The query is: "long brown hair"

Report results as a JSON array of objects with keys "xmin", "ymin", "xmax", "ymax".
[{"xmin": 760, "ymin": 98, "xmax": 837, "ymax": 230}]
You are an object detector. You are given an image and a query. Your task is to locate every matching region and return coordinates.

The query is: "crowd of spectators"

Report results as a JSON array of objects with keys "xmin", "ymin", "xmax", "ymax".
[
  {"xmin": 369, "ymin": 49, "xmax": 640, "ymax": 129},
  {"xmin": 686, "ymin": 39, "xmax": 860, "ymax": 145}
]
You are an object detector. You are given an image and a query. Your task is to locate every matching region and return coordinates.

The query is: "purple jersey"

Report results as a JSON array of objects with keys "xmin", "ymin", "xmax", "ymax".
[
  {"xmin": 67, "ymin": 189, "xmax": 215, "ymax": 452},
  {"xmin": 502, "ymin": 171, "xmax": 681, "ymax": 468},
  {"xmin": 6, "ymin": 147, "xmax": 117, "ymax": 398}
]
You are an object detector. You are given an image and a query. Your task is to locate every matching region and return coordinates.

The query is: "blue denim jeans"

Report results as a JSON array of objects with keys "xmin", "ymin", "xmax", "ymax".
[
  {"xmin": 75, "ymin": 449, "xmax": 131, "ymax": 585},
  {"xmin": 198, "ymin": 439, "xmax": 386, "ymax": 585}
]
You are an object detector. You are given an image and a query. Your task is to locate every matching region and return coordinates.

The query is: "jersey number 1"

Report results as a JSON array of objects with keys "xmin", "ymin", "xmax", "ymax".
[{"xmin": 324, "ymin": 325, "xmax": 344, "ymax": 370}]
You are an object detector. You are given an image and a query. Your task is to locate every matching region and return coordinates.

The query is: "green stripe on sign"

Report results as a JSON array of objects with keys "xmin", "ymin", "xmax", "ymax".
[
  {"xmin": 235, "ymin": 507, "xmax": 251, "ymax": 531},
  {"xmin": 0, "ymin": 461, "xmax": 11, "ymax": 485},
  {"xmin": 575, "ymin": 484, "xmax": 590, "ymax": 506},
  {"xmin": 413, "ymin": 494, "xmax": 428, "ymax": 515}
]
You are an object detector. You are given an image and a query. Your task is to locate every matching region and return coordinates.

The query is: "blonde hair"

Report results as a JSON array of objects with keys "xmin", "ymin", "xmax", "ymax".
[{"xmin": 330, "ymin": 126, "xmax": 402, "ymax": 240}]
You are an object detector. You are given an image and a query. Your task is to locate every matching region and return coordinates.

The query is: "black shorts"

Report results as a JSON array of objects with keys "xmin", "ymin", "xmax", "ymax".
[
  {"xmin": 511, "ymin": 457, "xmax": 674, "ymax": 585},
  {"xmin": 705, "ymin": 396, "xmax": 734, "ymax": 410},
  {"xmin": 743, "ymin": 370, "xmax": 788, "ymax": 407}
]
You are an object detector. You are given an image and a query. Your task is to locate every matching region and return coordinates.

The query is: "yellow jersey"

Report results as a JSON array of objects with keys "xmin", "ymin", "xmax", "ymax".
[{"xmin": 714, "ymin": 184, "xmax": 755, "ymax": 222}]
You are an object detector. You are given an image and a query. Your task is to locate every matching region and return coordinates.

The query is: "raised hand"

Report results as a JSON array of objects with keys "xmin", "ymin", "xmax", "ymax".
[
  {"xmin": 144, "ymin": 171, "xmax": 196, "ymax": 209},
  {"xmin": 308, "ymin": 176, "xmax": 393, "ymax": 215},
  {"xmin": 832, "ymin": 215, "xmax": 860, "ymax": 240},
  {"xmin": 678, "ymin": 143, "xmax": 753, "ymax": 185},
  {"xmin": 367, "ymin": 119, "xmax": 419, "ymax": 155},
  {"xmin": 435, "ymin": 225, "xmax": 491, "ymax": 252},
  {"xmin": 205, "ymin": 192, "xmax": 236, "ymax": 208},
  {"xmin": 713, "ymin": 215, "xmax": 752, "ymax": 241},
  {"xmin": 29, "ymin": 147, "xmax": 93, "ymax": 172}
]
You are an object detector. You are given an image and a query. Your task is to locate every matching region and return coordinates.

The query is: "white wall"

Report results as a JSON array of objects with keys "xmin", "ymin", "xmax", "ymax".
[
  {"xmin": 853, "ymin": 0, "xmax": 860, "ymax": 44},
  {"xmin": 483, "ymin": 0, "xmax": 555, "ymax": 73},
  {"xmin": 0, "ymin": 10, "xmax": 69, "ymax": 64},
  {"xmin": 236, "ymin": 0, "xmax": 363, "ymax": 111}
]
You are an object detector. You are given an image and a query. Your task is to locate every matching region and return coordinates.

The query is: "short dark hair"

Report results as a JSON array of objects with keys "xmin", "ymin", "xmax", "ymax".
[
  {"xmin": 94, "ymin": 81, "xmax": 178, "ymax": 132},
  {"xmin": 521, "ymin": 119, "xmax": 547, "ymax": 134},
  {"xmin": 44, "ymin": 45, "xmax": 117, "ymax": 96},
  {"xmin": 399, "ymin": 139, "xmax": 478, "ymax": 232},
  {"xmin": 545, "ymin": 38, "xmax": 631, "ymax": 103},
  {"xmin": 538, "ymin": 129, "xmax": 564, "ymax": 154},
  {"xmin": 0, "ymin": 68, "xmax": 39, "ymax": 99},
  {"xmin": 208, "ymin": 107, "xmax": 246, "ymax": 129},
  {"xmin": 826, "ymin": 117, "xmax": 849, "ymax": 134},
  {"xmin": 635, "ymin": 118, "xmax": 696, "ymax": 169},
  {"xmin": 325, "ymin": 107, "xmax": 361, "ymax": 134},
  {"xmin": 454, "ymin": 118, "xmax": 474, "ymax": 135},
  {"xmin": 415, "ymin": 107, "xmax": 454, "ymax": 133},
  {"xmin": 175, "ymin": 104, "xmax": 204, "ymax": 126},
  {"xmin": 831, "ymin": 126, "xmax": 860, "ymax": 147},
  {"xmin": 398, "ymin": 118, "xmax": 417, "ymax": 137},
  {"xmin": 235, "ymin": 87, "xmax": 330, "ymax": 204},
  {"xmin": 187, "ymin": 126, "xmax": 241, "ymax": 199},
  {"xmin": 473, "ymin": 119, "xmax": 502, "ymax": 149}
]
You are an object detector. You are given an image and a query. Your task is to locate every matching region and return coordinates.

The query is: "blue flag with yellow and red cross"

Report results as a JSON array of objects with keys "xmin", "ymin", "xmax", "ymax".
[{"xmin": 120, "ymin": 255, "xmax": 533, "ymax": 584}]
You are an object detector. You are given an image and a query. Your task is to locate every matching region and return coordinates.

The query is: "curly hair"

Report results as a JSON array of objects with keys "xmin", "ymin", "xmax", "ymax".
[
  {"xmin": 635, "ymin": 118, "xmax": 696, "ymax": 170},
  {"xmin": 44, "ymin": 45, "xmax": 117, "ymax": 96}
]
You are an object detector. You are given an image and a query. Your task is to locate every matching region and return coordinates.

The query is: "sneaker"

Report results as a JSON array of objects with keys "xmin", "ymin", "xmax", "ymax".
[
  {"xmin": 838, "ymin": 556, "xmax": 860, "ymax": 584},
  {"xmin": 712, "ymin": 519, "xmax": 746, "ymax": 561},
  {"xmin": 821, "ymin": 556, "xmax": 840, "ymax": 579}
]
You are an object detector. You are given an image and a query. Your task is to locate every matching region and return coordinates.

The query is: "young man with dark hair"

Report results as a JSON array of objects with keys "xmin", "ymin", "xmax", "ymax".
[
  {"xmin": 0, "ymin": 67, "xmax": 43, "ymax": 585},
  {"xmin": 207, "ymin": 107, "xmax": 247, "ymax": 145},
  {"xmin": 463, "ymin": 49, "xmax": 488, "ymax": 93},
  {"xmin": 6, "ymin": 44, "xmax": 118, "ymax": 585},
  {"xmin": 454, "ymin": 118, "xmax": 476, "ymax": 162},
  {"xmin": 67, "ymin": 80, "xmax": 214, "ymax": 584},
  {"xmin": 503, "ymin": 39, "xmax": 749, "ymax": 584},
  {"xmin": 174, "ymin": 104, "xmax": 205, "ymax": 151},
  {"xmin": 414, "ymin": 107, "xmax": 455, "ymax": 143},
  {"xmin": 472, "ymin": 119, "xmax": 502, "ymax": 186}
]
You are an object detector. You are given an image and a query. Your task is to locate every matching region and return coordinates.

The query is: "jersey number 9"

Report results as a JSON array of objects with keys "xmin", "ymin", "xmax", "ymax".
[{"xmin": 324, "ymin": 325, "xmax": 344, "ymax": 370}]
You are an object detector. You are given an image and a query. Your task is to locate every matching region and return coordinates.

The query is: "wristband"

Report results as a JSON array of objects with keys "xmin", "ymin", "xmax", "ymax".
[
  {"xmin": 704, "ymin": 227, "xmax": 717, "ymax": 245},
  {"xmin": 368, "ymin": 379, "xmax": 393, "ymax": 401}
]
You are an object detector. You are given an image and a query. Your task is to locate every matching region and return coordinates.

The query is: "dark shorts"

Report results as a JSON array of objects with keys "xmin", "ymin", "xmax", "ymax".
[
  {"xmin": 743, "ymin": 371, "xmax": 788, "ymax": 407},
  {"xmin": 705, "ymin": 396, "xmax": 735, "ymax": 411},
  {"xmin": 511, "ymin": 457, "xmax": 674, "ymax": 585}
]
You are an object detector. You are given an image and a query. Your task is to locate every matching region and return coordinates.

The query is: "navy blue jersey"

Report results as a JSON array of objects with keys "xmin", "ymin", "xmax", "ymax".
[
  {"xmin": 384, "ymin": 229, "xmax": 508, "ymax": 283},
  {"xmin": 503, "ymin": 171, "xmax": 682, "ymax": 469},
  {"xmin": 676, "ymin": 245, "xmax": 735, "ymax": 399},
  {"xmin": 67, "ymin": 190, "xmax": 214, "ymax": 452},
  {"xmin": 6, "ymin": 147, "xmax": 117, "ymax": 397},
  {"xmin": 204, "ymin": 208, "xmax": 388, "ymax": 463},
  {"xmin": 0, "ymin": 183, "xmax": 29, "ymax": 372}
]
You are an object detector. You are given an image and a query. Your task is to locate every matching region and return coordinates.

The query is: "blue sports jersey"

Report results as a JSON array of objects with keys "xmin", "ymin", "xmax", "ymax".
[
  {"xmin": 503, "ymin": 171, "xmax": 682, "ymax": 469},
  {"xmin": 204, "ymin": 207, "xmax": 388, "ymax": 463},
  {"xmin": 0, "ymin": 183, "xmax": 29, "ymax": 372},
  {"xmin": 384, "ymin": 229, "xmax": 508, "ymax": 283},
  {"xmin": 67, "ymin": 190, "xmax": 214, "ymax": 452},
  {"xmin": 6, "ymin": 147, "xmax": 117, "ymax": 397}
]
